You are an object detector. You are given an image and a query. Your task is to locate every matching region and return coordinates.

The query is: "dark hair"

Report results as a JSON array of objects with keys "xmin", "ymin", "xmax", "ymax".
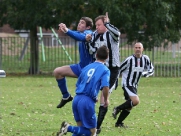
[
  {"xmin": 96, "ymin": 45, "xmax": 109, "ymax": 60},
  {"xmin": 95, "ymin": 15, "xmax": 105, "ymax": 23},
  {"xmin": 81, "ymin": 17, "xmax": 93, "ymax": 29}
]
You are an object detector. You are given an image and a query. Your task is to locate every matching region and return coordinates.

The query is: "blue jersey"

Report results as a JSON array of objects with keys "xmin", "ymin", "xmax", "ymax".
[
  {"xmin": 75, "ymin": 62, "xmax": 110, "ymax": 101},
  {"xmin": 67, "ymin": 30, "xmax": 94, "ymax": 68}
]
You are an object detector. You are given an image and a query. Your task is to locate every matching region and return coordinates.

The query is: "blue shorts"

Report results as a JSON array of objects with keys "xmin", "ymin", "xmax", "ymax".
[
  {"xmin": 72, "ymin": 95, "xmax": 96, "ymax": 129},
  {"xmin": 70, "ymin": 64, "xmax": 82, "ymax": 77}
]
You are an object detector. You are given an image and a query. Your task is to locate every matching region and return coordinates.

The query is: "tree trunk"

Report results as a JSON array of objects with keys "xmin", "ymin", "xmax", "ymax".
[{"xmin": 29, "ymin": 28, "xmax": 39, "ymax": 74}]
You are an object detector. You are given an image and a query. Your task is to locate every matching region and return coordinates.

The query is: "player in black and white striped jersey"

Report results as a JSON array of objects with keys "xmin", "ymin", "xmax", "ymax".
[
  {"xmin": 86, "ymin": 14, "xmax": 120, "ymax": 68},
  {"xmin": 86, "ymin": 12, "xmax": 120, "ymax": 134},
  {"xmin": 112, "ymin": 42, "xmax": 154, "ymax": 128}
]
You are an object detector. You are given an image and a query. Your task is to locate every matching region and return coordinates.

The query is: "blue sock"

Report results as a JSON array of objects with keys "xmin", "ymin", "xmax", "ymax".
[
  {"xmin": 56, "ymin": 78, "xmax": 70, "ymax": 98},
  {"xmin": 68, "ymin": 126, "xmax": 91, "ymax": 136},
  {"xmin": 72, "ymin": 134, "xmax": 82, "ymax": 136}
]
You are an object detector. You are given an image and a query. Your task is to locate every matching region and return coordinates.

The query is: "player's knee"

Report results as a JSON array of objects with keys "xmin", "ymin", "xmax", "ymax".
[
  {"xmin": 53, "ymin": 67, "xmax": 59, "ymax": 76},
  {"xmin": 132, "ymin": 99, "xmax": 139, "ymax": 106},
  {"xmin": 53, "ymin": 67, "xmax": 63, "ymax": 77}
]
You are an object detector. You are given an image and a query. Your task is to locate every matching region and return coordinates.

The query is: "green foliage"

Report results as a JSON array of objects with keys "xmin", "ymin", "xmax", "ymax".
[
  {"xmin": 1, "ymin": 77, "xmax": 181, "ymax": 135},
  {"xmin": 0, "ymin": 0, "xmax": 180, "ymax": 72},
  {"xmin": 1, "ymin": 0, "xmax": 180, "ymax": 46},
  {"xmin": 0, "ymin": 0, "xmax": 58, "ymax": 30},
  {"xmin": 107, "ymin": 0, "xmax": 181, "ymax": 49}
]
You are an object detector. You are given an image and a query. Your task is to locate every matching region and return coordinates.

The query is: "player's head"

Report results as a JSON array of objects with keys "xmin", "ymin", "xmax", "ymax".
[
  {"xmin": 77, "ymin": 17, "xmax": 93, "ymax": 32},
  {"xmin": 134, "ymin": 42, "xmax": 144, "ymax": 58},
  {"xmin": 95, "ymin": 15, "xmax": 107, "ymax": 34},
  {"xmin": 96, "ymin": 45, "xmax": 109, "ymax": 61}
]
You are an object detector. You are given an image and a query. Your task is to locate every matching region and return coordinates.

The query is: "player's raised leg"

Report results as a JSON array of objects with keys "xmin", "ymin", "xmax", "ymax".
[{"xmin": 53, "ymin": 65, "xmax": 77, "ymax": 108}]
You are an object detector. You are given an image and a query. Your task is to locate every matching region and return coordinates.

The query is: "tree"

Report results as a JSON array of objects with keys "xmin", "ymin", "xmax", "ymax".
[
  {"xmin": 58, "ymin": 0, "xmax": 181, "ymax": 49},
  {"xmin": 1, "ymin": 0, "xmax": 180, "ymax": 74},
  {"xmin": 84, "ymin": 0, "xmax": 181, "ymax": 49},
  {"xmin": 0, "ymin": 0, "xmax": 56, "ymax": 74},
  {"xmin": 0, "ymin": 0, "xmax": 96, "ymax": 74}
]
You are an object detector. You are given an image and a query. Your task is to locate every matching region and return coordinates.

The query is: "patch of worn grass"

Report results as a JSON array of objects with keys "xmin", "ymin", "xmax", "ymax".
[{"xmin": 0, "ymin": 77, "xmax": 181, "ymax": 136}]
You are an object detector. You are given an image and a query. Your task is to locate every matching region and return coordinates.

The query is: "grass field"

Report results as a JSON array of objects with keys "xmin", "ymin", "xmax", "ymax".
[{"xmin": 0, "ymin": 76, "xmax": 181, "ymax": 136}]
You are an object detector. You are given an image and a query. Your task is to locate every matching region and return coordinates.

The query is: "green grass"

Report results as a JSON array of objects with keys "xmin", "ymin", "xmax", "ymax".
[{"xmin": 0, "ymin": 76, "xmax": 181, "ymax": 136}]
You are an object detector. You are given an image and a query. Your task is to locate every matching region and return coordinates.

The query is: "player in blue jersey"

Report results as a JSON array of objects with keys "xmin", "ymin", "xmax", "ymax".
[
  {"xmin": 54, "ymin": 17, "xmax": 94, "ymax": 108},
  {"xmin": 57, "ymin": 46, "xmax": 110, "ymax": 136}
]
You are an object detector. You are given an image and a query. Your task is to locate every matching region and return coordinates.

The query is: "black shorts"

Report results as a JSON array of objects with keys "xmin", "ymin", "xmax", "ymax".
[
  {"xmin": 109, "ymin": 67, "xmax": 119, "ymax": 89},
  {"xmin": 122, "ymin": 86, "xmax": 137, "ymax": 100}
]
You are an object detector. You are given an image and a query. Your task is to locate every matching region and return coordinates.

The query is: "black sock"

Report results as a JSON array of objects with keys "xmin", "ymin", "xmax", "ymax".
[
  {"xmin": 116, "ymin": 110, "xmax": 130, "ymax": 124},
  {"xmin": 97, "ymin": 106, "xmax": 108, "ymax": 129},
  {"xmin": 116, "ymin": 100, "xmax": 133, "ymax": 110}
]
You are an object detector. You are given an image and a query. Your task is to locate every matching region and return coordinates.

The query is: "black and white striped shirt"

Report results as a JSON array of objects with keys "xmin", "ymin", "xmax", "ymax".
[
  {"xmin": 87, "ymin": 23, "xmax": 120, "ymax": 68},
  {"xmin": 120, "ymin": 54, "xmax": 154, "ymax": 88}
]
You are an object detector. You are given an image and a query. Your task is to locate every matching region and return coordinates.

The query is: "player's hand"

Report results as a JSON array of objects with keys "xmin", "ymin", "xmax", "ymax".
[
  {"xmin": 58, "ymin": 23, "xmax": 63, "ymax": 32},
  {"xmin": 58, "ymin": 23, "xmax": 68, "ymax": 33},
  {"xmin": 104, "ymin": 99, "xmax": 109, "ymax": 107},
  {"xmin": 86, "ymin": 34, "xmax": 92, "ymax": 42},
  {"xmin": 104, "ymin": 12, "xmax": 110, "ymax": 23}
]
